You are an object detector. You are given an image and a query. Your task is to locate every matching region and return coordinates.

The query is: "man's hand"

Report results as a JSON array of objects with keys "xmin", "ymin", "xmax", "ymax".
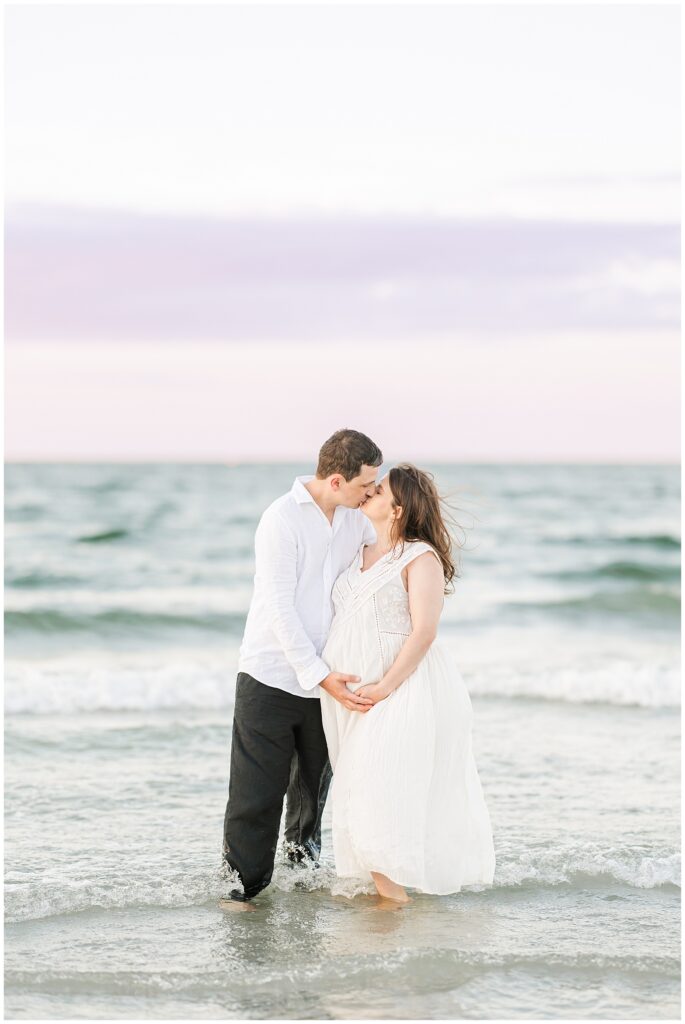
[
  {"xmin": 320, "ymin": 672, "xmax": 374, "ymax": 712},
  {"xmin": 355, "ymin": 681, "xmax": 391, "ymax": 704}
]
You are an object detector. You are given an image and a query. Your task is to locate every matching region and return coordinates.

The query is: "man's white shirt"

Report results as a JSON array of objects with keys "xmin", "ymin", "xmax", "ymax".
[{"xmin": 238, "ymin": 475, "xmax": 377, "ymax": 698}]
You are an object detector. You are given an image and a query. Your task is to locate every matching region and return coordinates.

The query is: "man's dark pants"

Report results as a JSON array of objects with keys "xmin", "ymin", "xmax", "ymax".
[{"xmin": 222, "ymin": 671, "xmax": 332, "ymax": 901}]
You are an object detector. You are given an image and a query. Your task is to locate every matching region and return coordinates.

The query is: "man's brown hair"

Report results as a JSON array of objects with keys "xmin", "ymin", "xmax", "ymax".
[{"xmin": 316, "ymin": 429, "xmax": 383, "ymax": 481}]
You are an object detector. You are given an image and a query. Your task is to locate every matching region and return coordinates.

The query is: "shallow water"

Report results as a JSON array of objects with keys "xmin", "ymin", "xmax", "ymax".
[
  {"xmin": 4, "ymin": 697, "xmax": 679, "ymax": 1019},
  {"xmin": 4, "ymin": 462, "xmax": 681, "ymax": 1018}
]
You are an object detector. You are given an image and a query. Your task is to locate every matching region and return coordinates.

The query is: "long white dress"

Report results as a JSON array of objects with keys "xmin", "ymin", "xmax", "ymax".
[{"xmin": 320, "ymin": 539, "xmax": 496, "ymax": 895}]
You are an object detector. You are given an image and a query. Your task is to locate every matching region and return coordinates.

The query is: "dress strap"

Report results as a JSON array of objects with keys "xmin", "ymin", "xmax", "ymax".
[{"xmin": 392, "ymin": 539, "xmax": 442, "ymax": 570}]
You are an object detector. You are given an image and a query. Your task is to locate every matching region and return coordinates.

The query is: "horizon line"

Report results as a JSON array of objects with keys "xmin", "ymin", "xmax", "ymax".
[{"xmin": 4, "ymin": 457, "xmax": 680, "ymax": 467}]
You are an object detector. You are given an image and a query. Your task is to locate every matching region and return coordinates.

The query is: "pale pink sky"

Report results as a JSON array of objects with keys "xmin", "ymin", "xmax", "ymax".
[{"xmin": 5, "ymin": 333, "xmax": 680, "ymax": 463}]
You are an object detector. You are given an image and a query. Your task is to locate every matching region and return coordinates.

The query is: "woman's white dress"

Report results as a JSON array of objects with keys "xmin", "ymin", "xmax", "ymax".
[{"xmin": 320, "ymin": 539, "xmax": 496, "ymax": 894}]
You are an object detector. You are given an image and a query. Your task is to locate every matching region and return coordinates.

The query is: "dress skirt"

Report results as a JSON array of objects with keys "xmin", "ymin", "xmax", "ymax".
[{"xmin": 320, "ymin": 635, "xmax": 496, "ymax": 895}]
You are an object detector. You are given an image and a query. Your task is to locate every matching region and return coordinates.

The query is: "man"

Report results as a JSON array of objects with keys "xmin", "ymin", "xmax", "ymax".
[{"xmin": 221, "ymin": 428, "xmax": 383, "ymax": 906}]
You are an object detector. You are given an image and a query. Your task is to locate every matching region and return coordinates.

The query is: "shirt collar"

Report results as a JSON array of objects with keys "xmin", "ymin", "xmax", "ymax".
[
  {"xmin": 291, "ymin": 474, "xmax": 316, "ymax": 504},
  {"xmin": 291, "ymin": 475, "xmax": 346, "ymax": 533}
]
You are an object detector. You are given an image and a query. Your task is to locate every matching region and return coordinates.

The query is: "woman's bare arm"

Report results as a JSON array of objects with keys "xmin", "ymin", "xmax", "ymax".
[{"xmin": 356, "ymin": 551, "xmax": 444, "ymax": 702}]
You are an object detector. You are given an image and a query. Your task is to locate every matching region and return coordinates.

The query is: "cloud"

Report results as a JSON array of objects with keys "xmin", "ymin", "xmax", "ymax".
[{"xmin": 5, "ymin": 205, "xmax": 680, "ymax": 342}]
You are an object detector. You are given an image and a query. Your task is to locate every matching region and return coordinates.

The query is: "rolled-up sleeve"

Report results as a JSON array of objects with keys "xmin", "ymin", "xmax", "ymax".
[{"xmin": 254, "ymin": 510, "xmax": 330, "ymax": 691}]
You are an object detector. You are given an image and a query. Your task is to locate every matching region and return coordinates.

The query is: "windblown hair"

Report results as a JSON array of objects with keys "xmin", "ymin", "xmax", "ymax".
[
  {"xmin": 387, "ymin": 463, "xmax": 460, "ymax": 594},
  {"xmin": 316, "ymin": 429, "xmax": 383, "ymax": 482}
]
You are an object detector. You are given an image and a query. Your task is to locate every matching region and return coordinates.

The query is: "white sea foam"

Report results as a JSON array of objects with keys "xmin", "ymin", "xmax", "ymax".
[
  {"xmin": 5, "ymin": 585, "xmax": 253, "ymax": 615},
  {"xmin": 5, "ymin": 652, "xmax": 679, "ymax": 714},
  {"xmin": 5, "ymin": 844, "xmax": 678, "ymax": 924},
  {"xmin": 465, "ymin": 661, "xmax": 681, "ymax": 708},
  {"xmin": 492, "ymin": 841, "xmax": 681, "ymax": 890},
  {"xmin": 4, "ymin": 654, "xmax": 238, "ymax": 714}
]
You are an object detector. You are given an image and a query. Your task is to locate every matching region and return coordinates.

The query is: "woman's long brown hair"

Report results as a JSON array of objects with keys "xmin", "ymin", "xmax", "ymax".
[{"xmin": 387, "ymin": 463, "xmax": 460, "ymax": 594}]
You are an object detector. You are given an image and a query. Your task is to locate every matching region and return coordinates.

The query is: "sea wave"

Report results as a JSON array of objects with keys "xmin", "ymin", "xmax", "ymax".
[
  {"xmin": 4, "ymin": 607, "xmax": 244, "ymax": 638},
  {"xmin": 4, "ymin": 844, "xmax": 679, "ymax": 924},
  {"xmin": 508, "ymin": 588, "xmax": 680, "ymax": 621},
  {"xmin": 545, "ymin": 533, "xmax": 680, "ymax": 550},
  {"xmin": 4, "ymin": 660, "xmax": 237, "ymax": 714},
  {"xmin": 76, "ymin": 528, "xmax": 130, "ymax": 543},
  {"xmin": 466, "ymin": 661, "xmax": 681, "ymax": 708},
  {"xmin": 4, "ymin": 654, "xmax": 679, "ymax": 715},
  {"xmin": 491, "ymin": 842, "xmax": 681, "ymax": 891},
  {"xmin": 547, "ymin": 561, "xmax": 680, "ymax": 583},
  {"xmin": 8, "ymin": 572, "xmax": 86, "ymax": 589},
  {"xmin": 4, "ymin": 949, "xmax": 680, "ymax": 1006}
]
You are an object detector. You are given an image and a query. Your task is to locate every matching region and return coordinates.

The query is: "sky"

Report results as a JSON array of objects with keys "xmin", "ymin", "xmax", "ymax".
[{"xmin": 4, "ymin": 2, "xmax": 681, "ymax": 462}]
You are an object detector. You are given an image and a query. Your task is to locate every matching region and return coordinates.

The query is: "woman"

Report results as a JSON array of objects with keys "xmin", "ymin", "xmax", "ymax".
[{"xmin": 320, "ymin": 463, "xmax": 496, "ymax": 903}]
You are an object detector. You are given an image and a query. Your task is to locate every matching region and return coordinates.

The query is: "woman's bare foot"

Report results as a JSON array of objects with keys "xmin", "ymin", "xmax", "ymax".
[
  {"xmin": 372, "ymin": 896, "xmax": 408, "ymax": 912},
  {"xmin": 371, "ymin": 871, "xmax": 411, "ymax": 903}
]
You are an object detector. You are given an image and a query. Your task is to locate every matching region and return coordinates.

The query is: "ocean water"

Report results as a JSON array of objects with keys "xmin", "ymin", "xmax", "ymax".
[{"xmin": 4, "ymin": 461, "xmax": 680, "ymax": 1020}]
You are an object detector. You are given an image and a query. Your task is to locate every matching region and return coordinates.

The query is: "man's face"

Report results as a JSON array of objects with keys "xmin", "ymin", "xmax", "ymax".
[{"xmin": 331, "ymin": 464, "xmax": 380, "ymax": 508}]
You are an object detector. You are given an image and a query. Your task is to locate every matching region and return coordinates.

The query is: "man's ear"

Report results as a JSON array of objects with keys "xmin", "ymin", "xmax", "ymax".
[{"xmin": 330, "ymin": 474, "xmax": 342, "ymax": 491}]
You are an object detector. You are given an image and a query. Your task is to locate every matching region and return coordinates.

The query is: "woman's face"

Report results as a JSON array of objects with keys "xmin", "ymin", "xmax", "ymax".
[{"xmin": 360, "ymin": 474, "xmax": 399, "ymax": 524}]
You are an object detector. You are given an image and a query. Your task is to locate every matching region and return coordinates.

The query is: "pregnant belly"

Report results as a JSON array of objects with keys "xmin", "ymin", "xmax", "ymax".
[{"xmin": 322, "ymin": 619, "xmax": 383, "ymax": 690}]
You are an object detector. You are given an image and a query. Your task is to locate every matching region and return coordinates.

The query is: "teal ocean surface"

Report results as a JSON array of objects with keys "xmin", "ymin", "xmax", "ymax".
[{"xmin": 4, "ymin": 462, "xmax": 681, "ymax": 1019}]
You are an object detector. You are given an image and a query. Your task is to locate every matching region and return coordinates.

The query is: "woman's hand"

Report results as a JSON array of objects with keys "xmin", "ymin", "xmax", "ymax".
[
  {"xmin": 320, "ymin": 673, "xmax": 374, "ymax": 712},
  {"xmin": 355, "ymin": 681, "xmax": 391, "ymax": 704}
]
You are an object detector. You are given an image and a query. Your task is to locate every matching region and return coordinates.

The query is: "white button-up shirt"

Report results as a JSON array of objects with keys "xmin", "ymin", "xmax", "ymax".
[{"xmin": 238, "ymin": 475, "xmax": 377, "ymax": 698}]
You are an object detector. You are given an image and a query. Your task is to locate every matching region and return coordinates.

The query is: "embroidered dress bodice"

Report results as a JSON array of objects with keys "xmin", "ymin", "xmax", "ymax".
[
  {"xmin": 332, "ymin": 539, "xmax": 439, "ymax": 631},
  {"xmin": 324, "ymin": 540, "xmax": 442, "ymax": 689},
  {"xmin": 373, "ymin": 571, "xmax": 414, "ymax": 635}
]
